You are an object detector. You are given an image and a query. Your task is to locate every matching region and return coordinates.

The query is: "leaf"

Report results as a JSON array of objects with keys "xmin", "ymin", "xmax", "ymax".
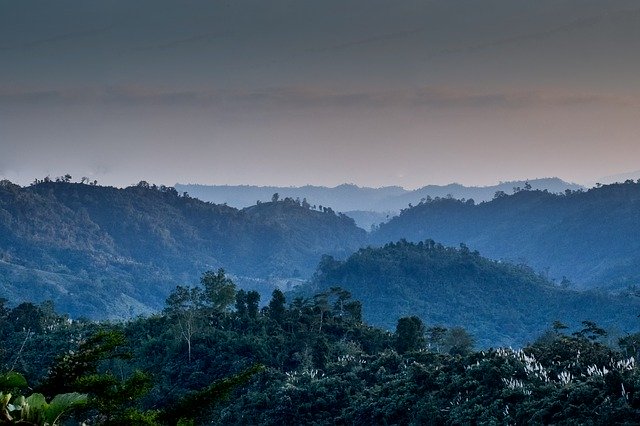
[
  {"xmin": 1, "ymin": 392, "xmax": 13, "ymax": 412},
  {"xmin": 19, "ymin": 393, "xmax": 46, "ymax": 424},
  {"xmin": 24, "ymin": 393, "xmax": 47, "ymax": 410},
  {"xmin": 0, "ymin": 372, "xmax": 27, "ymax": 390},
  {"xmin": 44, "ymin": 392, "xmax": 88, "ymax": 424}
]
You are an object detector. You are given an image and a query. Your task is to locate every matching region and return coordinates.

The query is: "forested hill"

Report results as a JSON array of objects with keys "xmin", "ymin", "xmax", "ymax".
[
  {"xmin": 0, "ymin": 180, "xmax": 366, "ymax": 318},
  {"xmin": 372, "ymin": 180, "xmax": 640, "ymax": 291},
  {"xmin": 309, "ymin": 240, "xmax": 640, "ymax": 347}
]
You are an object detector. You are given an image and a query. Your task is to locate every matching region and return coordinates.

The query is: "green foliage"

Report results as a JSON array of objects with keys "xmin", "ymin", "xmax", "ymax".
[
  {"xmin": 5, "ymin": 392, "xmax": 87, "ymax": 425},
  {"xmin": 442, "ymin": 326, "xmax": 475, "ymax": 356},
  {"xmin": 310, "ymin": 240, "xmax": 640, "ymax": 347},
  {"xmin": 0, "ymin": 372, "xmax": 87, "ymax": 425},
  {"xmin": 267, "ymin": 289, "xmax": 286, "ymax": 324},
  {"xmin": 2, "ymin": 270, "xmax": 640, "ymax": 424},
  {"xmin": 74, "ymin": 370, "xmax": 153, "ymax": 424},
  {"xmin": 394, "ymin": 316, "xmax": 425, "ymax": 354},
  {"xmin": 0, "ymin": 373, "xmax": 27, "ymax": 391},
  {"xmin": 161, "ymin": 364, "xmax": 264, "ymax": 425},
  {"xmin": 39, "ymin": 330, "xmax": 129, "ymax": 396},
  {"xmin": 200, "ymin": 269, "xmax": 236, "ymax": 314}
]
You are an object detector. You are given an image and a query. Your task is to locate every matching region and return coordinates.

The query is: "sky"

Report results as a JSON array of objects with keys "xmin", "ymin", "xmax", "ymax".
[{"xmin": 2, "ymin": 0, "xmax": 640, "ymax": 189}]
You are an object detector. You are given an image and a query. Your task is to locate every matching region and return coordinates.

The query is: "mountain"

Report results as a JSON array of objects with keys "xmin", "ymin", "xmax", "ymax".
[
  {"xmin": 372, "ymin": 181, "xmax": 640, "ymax": 291},
  {"xmin": 0, "ymin": 180, "xmax": 366, "ymax": 318},
  {"xmin": 381, "ymin": 178, "xmax": 583, "ymax": 212},
  {"xmin": 594, "ymin": 170, "xmax": 640, "ymax": 186},
  {"xmin": 175, "ymin": 178, "xmax": 582, "ymax": 229},
  {"xmin": 174, "ymin": 183, "xmax": 405, "ymax": 214},
  {"xmin": 309, "ymin": 240, "xmax": 640, "ymax": 347}
]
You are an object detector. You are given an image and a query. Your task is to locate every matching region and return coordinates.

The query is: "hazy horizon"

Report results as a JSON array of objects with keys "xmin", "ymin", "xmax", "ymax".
[{"xmin": 2, "ymin": 1, "xmax": 639, "ymax": 189}]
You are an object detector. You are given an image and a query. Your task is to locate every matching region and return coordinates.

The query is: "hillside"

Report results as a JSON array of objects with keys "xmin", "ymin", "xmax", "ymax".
[
  {"xmin": 372, "ymin": 181, "xmax": 640, "ymax": 290},
  {"xmin": 309, "ymin": 240, "xmax": 640, "ymax": 347},
  {"xmin": 0, "ymin": 180, "xmax": 366, "ymax": 318}
]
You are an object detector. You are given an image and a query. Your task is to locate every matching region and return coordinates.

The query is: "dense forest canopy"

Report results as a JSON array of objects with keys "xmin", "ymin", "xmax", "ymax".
[
  {"xmin": 2, "ymin": 271, "xmax": 640, "ymax": 424},
  {"xmin": 372, "ymin": 180, "xmax": 640, "ymax": 291},
  {"xmin": 308, "ymin": 240, "xmax": 640, "ymax": 347},
  {"xmin": 0, "ymin": 179, "xmax": 365, "ymax": 318}
]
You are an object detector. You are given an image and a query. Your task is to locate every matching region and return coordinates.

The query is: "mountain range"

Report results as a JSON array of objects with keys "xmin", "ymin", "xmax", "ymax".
[
  {"xmin": 176, "ymin": 178, "xmax": 582, "ymax": 229},
  {"xmin": 2, "ymin": 177, "xmax": 640, "ymax": 347},
  {"xmin": 0, "ymin": 180, "xmax": 365, "ymax": 318},
  {"xmin": 372, "ymin": 180, "xmax": 640, "ymax": 291}
]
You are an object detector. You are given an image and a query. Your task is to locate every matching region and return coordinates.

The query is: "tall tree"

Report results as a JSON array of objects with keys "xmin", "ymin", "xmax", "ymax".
[
  {"xmin": 394, "ymin": 316, "xmax": 426, "ymax": 354},
  {"xmin": 200, "ymin": 269, "xmax": 236, "ymax": 314}
]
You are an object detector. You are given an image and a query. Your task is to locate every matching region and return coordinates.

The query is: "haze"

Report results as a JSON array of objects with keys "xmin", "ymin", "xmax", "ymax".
[{"xmin": 2, "ymin": 0, "xmax": 640, "ymax": 188}]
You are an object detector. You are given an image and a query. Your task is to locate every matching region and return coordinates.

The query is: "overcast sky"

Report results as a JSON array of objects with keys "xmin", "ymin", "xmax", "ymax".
[{"xmin": 2, "ymin": 0, "xmax": 640, "ymax": 188}]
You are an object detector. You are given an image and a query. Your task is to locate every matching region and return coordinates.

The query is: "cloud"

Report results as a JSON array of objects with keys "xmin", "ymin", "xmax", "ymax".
[
  {"xmin": 0, "ymin": 26, "xmax": 114, "ymax": 51},
  {"xmin": 132, "ymin": 31, "xmax": 230, "ymax": 51},
  {"xmin": 0, "ymin": 85, "xmax": 636, "ymax": 111},
  {"xmin": 300, "ymin": 28, "xmax": 424, "ymax": 55},
  {"xmin": 433, "ymin": 7, "xmax": 640, "ymax": 57}
]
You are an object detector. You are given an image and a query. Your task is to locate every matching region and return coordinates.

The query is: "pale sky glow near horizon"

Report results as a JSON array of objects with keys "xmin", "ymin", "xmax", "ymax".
[{"xmin": 2, "ymin": 0, "xmax": 640, "ymax": 189}]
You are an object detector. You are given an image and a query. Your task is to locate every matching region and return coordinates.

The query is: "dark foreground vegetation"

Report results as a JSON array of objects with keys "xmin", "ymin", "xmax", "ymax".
[{"xmin": 2, "ymin": 270, "xmax": 640, "ymax": 425}]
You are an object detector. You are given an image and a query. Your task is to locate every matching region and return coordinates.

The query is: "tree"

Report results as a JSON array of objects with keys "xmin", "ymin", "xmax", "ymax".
[
  {"xmin": 164, "ymin": 285, "xmax": 205, "ymax": 362},
  {"xmin": 10, "ymin": 302, "xmax": 45, "ymax": 334},
  {"xmin": 267, "ymin": 289, "xmax": 286, "ymax": 325},
  {"xmin": 160, "ymin": 364, "xmax": 264, "ymax": 425},
  {"xmin": 493, "ymin": 190, "xmax": 508, "ymax": 199},
  {"xmin": 235, "ymin": 290, "xmax": 248, "ymax": 318},
  {"xmin": 200, "ymin": 269, "xmax": 236, "ymax": 315},
  {"xmin": 572, "ymin": 320, "xmax": 607, "ymax": 341},
  {"xmin": 443, "ymin": 327, "xmax": 474, "ymax": 356},
  {"xmin": 245, "ymin": 291, "xmax": 260, "ymax": 320},
  {"xmin": 271, "ymin": 193, "xmax": 280, "ymax": 202},
  {"xmin": 426, "ymin": 326, "xmax": 448, "ymax": 353},
  {"xmin": 394, "ymin": 316, "xmax": 425, "ymax": 354}
]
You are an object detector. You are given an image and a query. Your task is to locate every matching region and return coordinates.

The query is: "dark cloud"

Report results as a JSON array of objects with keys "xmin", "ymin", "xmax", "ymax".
[
  {"xmin": 0, "ymin": 85, "xmax": 635, "ymax": 111},
  {"xmin": 434, "ymin": 7, "xmax": 640, "ymax": 58},
  {"xmin": 133, "ymin": 32, "xmax": 230, "ymax": 51},
  {"xmin": 300, "ymin": 28, "xmax": 425, "ymax": 55},
  {"xmin": 0, "ymin": 26, "xmax": 114, "ymax": 51}
]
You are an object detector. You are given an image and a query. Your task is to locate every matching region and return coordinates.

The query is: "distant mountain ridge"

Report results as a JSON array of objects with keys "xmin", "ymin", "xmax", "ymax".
[
  {"xmin": 0, "ymin": 180, "xmax": 366, "ymax": 318},
  {"xmin": 3, "ymin": 177, "xmax": 639, "ymax": 325},
  {"xmin": 176, "ymin": 178, "xmax": 583, "ymax": 229}
]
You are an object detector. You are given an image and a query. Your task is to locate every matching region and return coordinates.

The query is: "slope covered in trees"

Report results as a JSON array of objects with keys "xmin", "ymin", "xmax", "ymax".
[
  {"xmin": 0, "ymin": 180, "xmax": 366, "ymax": 318},
  {"xmin": 309, "ymin": 240, "xmax": 640, "ymax": 347},
  {"xmin": 3, "ymin": 274, "xmax": 640, "ymax": 425},
  {"xmin": 372, "ymin": 181, "xmax": 640, "ymax": 290}
]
